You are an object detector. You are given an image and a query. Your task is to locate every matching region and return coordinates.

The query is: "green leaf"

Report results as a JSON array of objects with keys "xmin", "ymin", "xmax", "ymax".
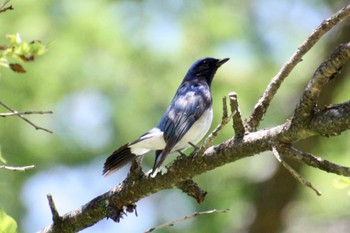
[
  {"xmin": 6, "ymin": 33, "xmax": 21, "ymax": 45},
  {"xmin": 0, "ymin": 33, "xmax": 47, "ymax": 74},
  {"xmin": 0, "ymin": 210, "xmax": 17, "ymax": 233}
]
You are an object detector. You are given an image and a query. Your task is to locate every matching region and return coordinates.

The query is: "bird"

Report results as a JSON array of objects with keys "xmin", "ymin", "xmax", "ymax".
[{"xmin": 103, "ymin": 57, "xmax": 229, "ymax": 176}]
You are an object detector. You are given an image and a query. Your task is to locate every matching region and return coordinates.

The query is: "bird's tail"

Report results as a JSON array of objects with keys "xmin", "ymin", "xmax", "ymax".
[{"xmin": 103, "ymin": 143, "xmax": 136, "ymax": 176}]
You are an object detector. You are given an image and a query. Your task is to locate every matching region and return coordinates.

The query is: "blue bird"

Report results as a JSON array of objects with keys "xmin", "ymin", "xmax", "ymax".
[{"xmin": 103, "ymin": 57, "xmax": 229, "ymax": 176}]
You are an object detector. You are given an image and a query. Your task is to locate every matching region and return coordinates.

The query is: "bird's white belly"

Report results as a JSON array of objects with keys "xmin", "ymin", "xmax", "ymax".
[
  {"xmin": 173, "ymin": 107, "xmax": 213, "ymax": 151},
  {"xmin": 129, "ymin": 108, "xmax": 213, "ymax": 155}
]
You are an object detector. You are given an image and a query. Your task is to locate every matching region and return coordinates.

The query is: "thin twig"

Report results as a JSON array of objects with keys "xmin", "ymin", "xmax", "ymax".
[
  {"xmin": 246, "ymin": 4, "xmax": 350, "ymax": 131},
  {"xmin": 196, "ymin": 96, "xmax": 234, "ymax": 155},
  {"xmin": 222, "ymin": 96, "xmax": 228, "ymax": 119},
  {"xmin": 0, "ymin": 110, "xmax": 53, "ymax": 117},
  {"xmin": 0, "ymin": 164, "xmax": 35, "ymax": 171},
  {"xmin": 0, "ymin": 101, "xmax": 53, "ymax": 133},
  {"xmin": 228, "ymin": 92, "xmax": 244, "ymax": 136},
  {"xmin": 144, "ymin": 209, "xmax": 229, "ymax": 233},
  {"xmin": 272, "ymin": 146, "xmax": 321, "ymax": 196},
  {"xmin": 279, "ymin": 145, "xmax": 350, "ymax": 177},
  {"xmin": 47, "ymin": 194, "xmax": 61, "ymax": 223},
  {"xmin": 0, "ymin": 0, "xmax": 13, "ymax": 13}
]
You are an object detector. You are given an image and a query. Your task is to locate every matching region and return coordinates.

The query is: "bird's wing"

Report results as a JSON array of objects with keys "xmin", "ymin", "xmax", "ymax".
[{"xmin": 154, "ymin": 82, "xmax": 211, "ymax": 170}]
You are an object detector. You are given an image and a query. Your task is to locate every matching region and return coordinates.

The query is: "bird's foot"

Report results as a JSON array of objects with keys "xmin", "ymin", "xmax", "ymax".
[
  {"xmin": 177, "ymin": 150, "xmax": 187, "ymax": 157},
  {"xmin": 188, "ymin": 141, "xmax": 199, "ymax": 150},
  {"xmin": 146, "ymin": 166, "xmax": 167, "ymax": 178}
]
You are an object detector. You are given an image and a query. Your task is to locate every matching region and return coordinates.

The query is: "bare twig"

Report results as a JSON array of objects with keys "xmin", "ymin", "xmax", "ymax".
[
  {"xmin": 196, "ymin": 96, "xmax": 234, "ymax": 155},
  {"xmin": 0, "ymin": 0, "xmax": 13, "ymax": 13},
  {"xmin": 279, "ymin": 145, "xmax": 350, "ymax": 177},
  {"xmin": 47, "ymin": 194, "xmax": 61, "ymax": 223},
  {"xmin": 0, "ymin": 110, "xmax": 53, "ymax": 117},
  {"xmin": 144, "ymin": 209, "xmax": 229, "ymax": 233},
  {"xmin": 272, "ymin": 146, "xmax": 321, "ymax": 196},
  {"xmin": 246, "ymin": 4, "xmax": 350, "ymax": 131},
  {"xmin": 0, "ymin": 101, "xmax": 53, "ymax": 133},
  {"xmin": 228, "ymin": 92, "xmax": 244, "ymax": 136},
  {"xmin": 0, "ymin": 164, "xmax": 35, "ymax": 171},
  {"xmin": 222, "ymin": 96, "xmax": 228, "ymax": 119}
]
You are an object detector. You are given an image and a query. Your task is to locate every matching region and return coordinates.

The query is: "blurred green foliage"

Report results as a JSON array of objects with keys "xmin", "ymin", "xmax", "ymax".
[
  {"xmin": 0, "ymin": 209, "xmax": 17, "ymax": 233},
  {"xmin": 0, "ymin": 33, "xmax": 47, "ymax": 74},
  {"xmin": 0, "ymin": 0, "xmax": 350, "ymax": 233}
]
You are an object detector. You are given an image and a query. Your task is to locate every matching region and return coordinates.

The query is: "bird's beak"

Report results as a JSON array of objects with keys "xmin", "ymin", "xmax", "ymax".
[{"xmin": 217, "ymin": 57, "xmax": 230, "ymax": 67}]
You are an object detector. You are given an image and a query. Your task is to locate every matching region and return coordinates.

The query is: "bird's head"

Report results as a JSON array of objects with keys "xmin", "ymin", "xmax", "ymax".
[{"xmin": 183, "ymin": 57, "xmax": 229, "ymax": 86}]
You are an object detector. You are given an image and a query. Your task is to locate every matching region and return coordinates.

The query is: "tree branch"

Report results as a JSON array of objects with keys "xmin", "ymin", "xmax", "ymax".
[
  {"xmin": 196, "ymin": 95, "xmax": 234, "ymax": 155},
  {"xmin": 40, "ymin": 5, "xmax": 350, "ymax": 233},
  {"xmin": 0, "ymin": 164, "xmax": 35, "ymax": 171},
  {"xmin": 229, "ymin": 92, "xmax": 245, "ymax": 137},
  {"xmin": 144, "ymin": 209, "xmax": 229, "ymax": 233},
  {"xmin": 0, "ymin": 110, "xmax": 53, "ymax": 117},
  {"xmin": 0, "ymin": 101, "xmax": 53, "ymax": 133},
  {"xmin": 292, "ymin": 42, "xmax": 350, "ymax": 127},
  {"xmin": 0, "ymin": 0, "xmax": 13, "ymax": 14},
  {"xmin": 279, "ymin": 145, "xmax": 350, "ymax": 177},
  {"xmin": 246, "ymin": 4, "xmax": 350, "ymax": 131},
  {"xmin": 272, "ymin": 146, "xmax": 321, "ymax": 196},
  {"xmin": 39, "ymin": 98, "xmax": 350, "ymax": 233},
  {"xmin": 47, "ymin": 194, "xmax": 61, "ymax": 224}
]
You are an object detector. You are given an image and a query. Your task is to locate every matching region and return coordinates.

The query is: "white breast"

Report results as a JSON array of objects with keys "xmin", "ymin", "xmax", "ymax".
[{"xmin": 173, "ymin": 107, "xmax": 213, "ymax": 151}]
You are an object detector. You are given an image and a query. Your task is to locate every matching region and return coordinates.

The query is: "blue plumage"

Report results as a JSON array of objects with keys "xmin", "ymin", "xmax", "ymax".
[{"xmin": 103, "ymin": 57, "xmax": 229, "ymax": 176}]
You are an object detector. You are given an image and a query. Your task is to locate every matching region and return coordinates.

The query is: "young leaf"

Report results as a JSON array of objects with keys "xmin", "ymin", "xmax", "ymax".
[{"xmin": 0, "ymin": 210, "xmax": 17, "ymax": 233}]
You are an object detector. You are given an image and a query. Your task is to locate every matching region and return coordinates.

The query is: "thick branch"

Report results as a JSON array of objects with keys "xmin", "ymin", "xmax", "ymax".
[
  {"xmin": 40, "ymin": 98, "xmax": 350, "ymax": 233},
  {"xmin": 309, "ymin": 101, "xmax": 350, "ymax": 136},
  {"xmin": 292, "ymin": 42, "xmax": 350, "ymax": 126}
]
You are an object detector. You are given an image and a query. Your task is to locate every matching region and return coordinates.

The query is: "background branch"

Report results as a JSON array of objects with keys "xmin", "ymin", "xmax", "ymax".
[
  {"xmin": 0, "ymin": 110, "xmax": 52, "ymax": 117},
  {"xmin": 0, "ymin": 101, "xmax": 53, "ymax": 133},
  {"xmin": 0, "ymin": 164, "xmax": 35, "ymax": 171},
  {"xmin": 0, "ymin": 0, "xmax": 13, "ymax": 13},
  {"xmin": 144, "ymin": 209, "xmax": 229, "ymax": 233}
]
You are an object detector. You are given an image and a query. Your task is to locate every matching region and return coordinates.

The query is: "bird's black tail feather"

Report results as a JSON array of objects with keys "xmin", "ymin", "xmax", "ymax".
[{"xmin": 103, "ymin": 143, "xmax": 135, "ymax": 176}]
